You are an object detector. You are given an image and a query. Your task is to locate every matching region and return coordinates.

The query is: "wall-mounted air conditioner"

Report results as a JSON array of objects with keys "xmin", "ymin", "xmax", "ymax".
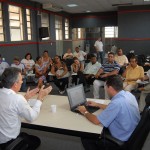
[{"xmin": 43, "ymin": 3, "xmax": 63, "ymax": 12}]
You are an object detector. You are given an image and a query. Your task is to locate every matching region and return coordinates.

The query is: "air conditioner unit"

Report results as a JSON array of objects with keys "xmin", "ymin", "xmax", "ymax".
[{"xmin": 43, "ymin": 3, "xmax": 63, "ymax": 12}]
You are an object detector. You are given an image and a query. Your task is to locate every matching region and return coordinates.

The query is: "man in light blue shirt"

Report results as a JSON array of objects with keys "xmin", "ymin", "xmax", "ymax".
[{"xmin": 77, "ymin": 75, "xmax": 140, "ymax": 150}]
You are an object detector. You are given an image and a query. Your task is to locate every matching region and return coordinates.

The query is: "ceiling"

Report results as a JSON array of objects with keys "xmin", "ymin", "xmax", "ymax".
[{"xmin": 30, "ymin": 0, "xmax": 150, "ymax": 13}]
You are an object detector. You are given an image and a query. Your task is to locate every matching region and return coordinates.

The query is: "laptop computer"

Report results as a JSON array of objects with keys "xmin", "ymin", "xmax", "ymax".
[{"xmin": 66, "ymin": 84, "xmax": 99, "ymax": 114}]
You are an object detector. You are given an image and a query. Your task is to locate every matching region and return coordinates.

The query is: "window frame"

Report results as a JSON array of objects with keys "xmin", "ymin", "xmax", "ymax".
[
  {"xmin": 104, "ymin": 26, "xmax": 118, "ymax": 38},
  {"xmin": 0, "ymin": 3, "xmax": 4, "ymax": 42},
  {"xmin": 55, "ymin": 15, "xmax": 63, "ymax": 40},
  {"xmin": 26, "ymin": 8, "xmax": 32, "ymax": 40},
  {"xmin": 65, "ymin": 18, "xmax": 69, "ymax": 39},
  {"xmin": 9, "ymin": 5, "xmax": 24, "ymax": 41},
  {"xmin": 41, "ymin": 12, "xmax": 50, "ymax": 40}
]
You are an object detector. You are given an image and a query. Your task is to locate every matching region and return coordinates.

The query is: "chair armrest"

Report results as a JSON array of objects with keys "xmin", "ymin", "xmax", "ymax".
[{"xmin": 5, "ymin": 137, "xmax": 24, "ymax": 150}]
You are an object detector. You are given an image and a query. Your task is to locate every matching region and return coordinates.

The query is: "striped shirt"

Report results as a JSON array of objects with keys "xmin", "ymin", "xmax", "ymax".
[{"xmin": 101, "ymin": 61, "xmax": 120, "ymax": 73}]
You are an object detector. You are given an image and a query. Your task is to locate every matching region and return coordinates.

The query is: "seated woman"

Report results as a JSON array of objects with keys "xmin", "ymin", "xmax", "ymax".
[
  {"xmin": 35, "ymin": 56, "xmax": 47, "ymax": 88},
  {"xmin": 51, "ymin": 55, "xmax": 69, "ymax": 94},
  {"xmin": 42, "ymin": 50, "xmax": 53, "ymax": 70},
  {"xmin": 21, "ymin": 53, "xmax": 35, "ymax": 74},
  {"xmin": 71, "ymin": 57, "xmax": 84, "ymax": 85}
]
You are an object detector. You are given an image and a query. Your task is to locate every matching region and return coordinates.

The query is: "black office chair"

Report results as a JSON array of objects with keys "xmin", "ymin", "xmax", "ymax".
[
  {"xmin": 0, "ymin": 137, "xmax": 28, "ymax": 150},
  {"xmin": 142, "ymin": 94, "xmax": 150, "ymax": 113},
  {"xmin": 101, "ymin": 106, "xmax": 150, "ymax": 150}
]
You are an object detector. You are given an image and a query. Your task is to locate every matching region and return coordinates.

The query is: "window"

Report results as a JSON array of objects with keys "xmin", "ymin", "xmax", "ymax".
[
  {"xmin": 77, "ymin": 28, "xmax": 84, "ymax": 39},
  {"xmin": 65, "ymin": 18, "xmax": 69, "ymax": 39},
  {"xmin": 55, "ymin": 15, "xmax": 62, "ymax": 40},
  {"xmin": 72, "ymin": 28, "xmax": 85, "ymax": 39},
  {"xmin": 9, "ymin": 5, "xmax": 23, "ymax": 41},
  {"xmin": 26, "ymin": 9, "xmax": 32, "ymax": 40},
  {"xmin": 0, "ymin": 3, "xmax": 4, "ymax": 41},
  {"xmin": 78, "ymin": 28, "xmax": 81, "ymax": 39},
  {"xmin": 41, "ymin": 12, "xmax": 49, "ymax": 40},
  {"xmin": 105, "ymin": 26, "xmax": 118, "ymax": 38}
]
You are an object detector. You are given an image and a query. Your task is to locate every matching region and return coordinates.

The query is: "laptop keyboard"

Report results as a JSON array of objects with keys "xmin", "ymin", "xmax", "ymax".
[
  {"xmin": 85, "ymin": 105, "xmax": 100, "ymax": 113},
  {"xmin": 73, "ymin": 106, "xmax": 99, "ymax": 114}
]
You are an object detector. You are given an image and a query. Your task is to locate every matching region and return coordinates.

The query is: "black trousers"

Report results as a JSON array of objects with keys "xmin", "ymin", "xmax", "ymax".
[
  {"xmin": 0, "ymin": 132, "xmax": 41, "ymax": 150},
  {"xmin": 72, "ymin": 75, "xmax": 79, "ymax": 85},
  {"xmin": 53, "ymin": 77, "xmax": 68, "ymax": 91},
  {"xmin": 81, "ymin": 137, "xmax": 120, "ymax": 150}
]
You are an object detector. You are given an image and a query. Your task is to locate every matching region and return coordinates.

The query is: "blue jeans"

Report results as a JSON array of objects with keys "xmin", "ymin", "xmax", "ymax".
[
  {"xmin": 21, "ymin": 77, "xmax": 27, "ymax": 92},
  {"xmin": 97, "ymin": 51, "xmax": 104, "ymax": 64}
]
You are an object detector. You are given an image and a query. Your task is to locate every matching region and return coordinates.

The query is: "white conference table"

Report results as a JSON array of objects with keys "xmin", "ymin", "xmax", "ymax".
[{"xmin": 22, "ymin": 95, "xmax": 110, "ymax": 138}]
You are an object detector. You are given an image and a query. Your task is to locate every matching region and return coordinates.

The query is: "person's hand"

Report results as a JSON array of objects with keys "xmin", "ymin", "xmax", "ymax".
[
  {"xmin": 138, "ymin": 87, "xmax": 145, "ymax": 91},
  {"xmin": 140, "ymin": 77, "xmax": 144, "ymax": 81},
  {"xmin": 77, "ymin": 106, "xmax": 87, "ymax": 115},
  {"xmin": 95, "ymin": 74, "xmax": 99, "ymax": 79},
  {"xmin": 56, "ymin": 73, "xmax": 60, "ymax": 78},
  {"xmin": 86, "ymin": 101, "xmax": 98, "ymax": 107},
  {"xmin": 24, "ymin": 87, "xmax": 39, "ymax": 100},
  {"xmin": 38, "ymin": 85, "xmax": 52, "ymax": 102},
  {"xmin": 101, "ymin": 74, "xmax": 107, "ymax": 78}
]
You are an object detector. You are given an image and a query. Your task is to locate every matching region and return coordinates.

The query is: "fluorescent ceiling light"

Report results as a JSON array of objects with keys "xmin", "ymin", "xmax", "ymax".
[
  {"xmin": 86, "ymin": 10, "xmax": 91, "ymax": 13},
  {"xmin": 67, "ymin": 4, "xmax": 78, "ymax": 7},
  {"xmin": 144, "ymin": 0, "xmax": 150, "ymax": 1}
]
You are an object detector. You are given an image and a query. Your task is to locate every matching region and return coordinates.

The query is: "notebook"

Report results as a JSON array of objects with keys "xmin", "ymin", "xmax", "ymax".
[{"xmin": 66, "ymin": 84, "xmax": 99, "ymax": 114}]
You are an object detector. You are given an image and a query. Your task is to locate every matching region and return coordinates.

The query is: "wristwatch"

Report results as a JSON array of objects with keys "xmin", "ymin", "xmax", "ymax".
[{"xmin": 84, "ymin": 111, "xmax": 89, "ymax": 116}]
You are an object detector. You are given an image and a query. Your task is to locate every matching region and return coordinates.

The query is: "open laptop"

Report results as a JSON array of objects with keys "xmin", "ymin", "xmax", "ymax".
[{"xmin": 66, "ymin": 84, "xmax": 99, "ymax": 114}]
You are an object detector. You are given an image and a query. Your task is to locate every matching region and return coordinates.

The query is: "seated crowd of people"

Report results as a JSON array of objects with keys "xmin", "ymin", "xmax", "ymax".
[
  {"xmin": 0, "ymin": 46, "xmax": 150, "ymax": 150},
  {"xmin": 0, "ymin": 47, "xmax": 150, "ymax": 113}
]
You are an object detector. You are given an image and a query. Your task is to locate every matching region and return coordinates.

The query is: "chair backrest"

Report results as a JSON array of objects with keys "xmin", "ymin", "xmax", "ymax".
[
  {"xmin": 142, "ymin": 94, "xmax": 150, "ymax": 113},
  {"xmin": 125, "ymin": 107, "xmax": 150, "ymax": 150}
]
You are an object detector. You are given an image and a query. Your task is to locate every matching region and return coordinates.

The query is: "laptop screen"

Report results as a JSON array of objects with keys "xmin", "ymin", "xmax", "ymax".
[{"xmin": 67, "ymin": 84, "xmax": 86, "ymax": 110}]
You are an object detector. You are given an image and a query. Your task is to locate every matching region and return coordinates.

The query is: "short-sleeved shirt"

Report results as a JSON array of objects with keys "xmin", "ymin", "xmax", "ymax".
[
  {"xmin": 146, "ymin": 69, "xmax": 150, "ymax": 81},
  {"xmin": 11, "ymin": 63, "xmax": 25, "ymax": 71},
  {"xmin": 73, "ymin": 51, "xmax": 87, "ymax": 61},
  {"xmin": 124, "ymin": 65, "xmax": 144, "ymax": 85},
  {"xmin": 115, "ymin": 55, "xmax": 128, "ymax": 66},
  {"xmin": 21, "ymin": 59, "xmax": 35, "ymax": 70},
  {"xmin": 11, "ymin": 63, "xmax": 25, "ymax": 78},
  {"xmin": 97, "ymin": 90, "xmax": 140, "ymax": 141},
  {"xmin": 144, "ymin": 69, "xmax": 150, "ymax": 90},
  {"xmin": 0, "ymin": 61, "xmax": 9, "ymax": 75},
  {"xmin": 94, "ymin": 40, "xmax": 103, "ymax": 52},
  {"xmin": 101, "ymin": 61, "xmax": 120, "ymax": 73},
  {"xmin": 83, "ymin": 62, "xmax": 101, "ymax": 75}
]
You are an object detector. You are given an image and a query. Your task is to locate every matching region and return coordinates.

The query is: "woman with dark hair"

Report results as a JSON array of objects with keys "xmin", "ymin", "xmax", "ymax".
[
  {"xmin": 21, "ymin": 53, "xmax": 35, "ymax": 74},
  {"xmin": 51, "ymin": 55, "xmax": 69, "ymax": 94},
  {"xmin": 35, "ymin": 56, "xmax": 47, "ymax": 88}
]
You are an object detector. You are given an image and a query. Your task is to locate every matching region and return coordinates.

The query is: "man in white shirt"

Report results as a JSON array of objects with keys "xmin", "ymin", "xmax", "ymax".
[
  {"xmin": 0, "ymin": 67, "xmax": 52, "ymax": 149},
  {"xmin": 73, "ymin": 47, "xmax": 87, "ymax": 65},
  {"xmin": 83, "ymin": 54, "xmax": 101, "ymax": 85},
  {"xmin": 94, "ymin": 37, "xmax": 104, "ymax": 64},
  {"xmin": 0, "ymin": 54, "xmax": 9, "ymax": 81}
]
